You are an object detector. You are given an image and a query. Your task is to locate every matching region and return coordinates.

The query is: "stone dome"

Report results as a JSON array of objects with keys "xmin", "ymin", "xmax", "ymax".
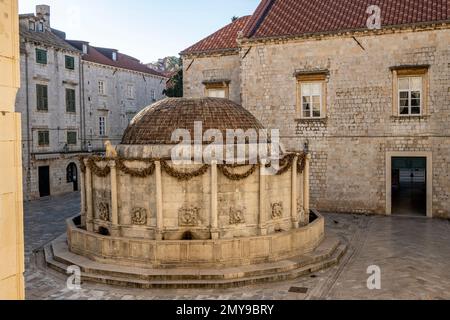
[{"xmin": 121, "ymin": 97, "xmax": 265, "ymax": 145}]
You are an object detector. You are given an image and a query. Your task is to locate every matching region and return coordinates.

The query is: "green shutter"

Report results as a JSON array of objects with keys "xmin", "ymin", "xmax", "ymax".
[
  {"xmin": 67, "ymin": 132, "xmax": 77, "ymax": 145},
  {"xmin": 65, "ymin": 55, "xmax": 75, "ymax": 70},
  {"xmin": 36, "ymin": 49, "xmax": 47, "ymax": 64},
  {"xmin": 36, "ymin": 84, "xmax": 48, "ymax": 111},
  {"xmin": 66, "ymin": 89, "xmax": 76, "ymax": 112}
]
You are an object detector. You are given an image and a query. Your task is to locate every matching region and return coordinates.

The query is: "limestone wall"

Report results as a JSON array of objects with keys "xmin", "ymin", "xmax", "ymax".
[
  {"xmin": 238, "ymin": 28, "xmax": 450, "ymax": 218},
  {"xmin": 183, "ymin": 53, "xmax": 241, "ymax": 104},
  {"xmin": 0, "ymin": 0, "xmax": 24, "ymax": 300}
]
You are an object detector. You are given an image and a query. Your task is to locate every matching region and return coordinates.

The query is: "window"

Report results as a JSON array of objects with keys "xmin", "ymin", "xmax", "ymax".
[
  {"xmin": 67, "ymin": 131, "xmax": 77, "ymax": 145},
  {"xmin": 151, "ymin": 89, "xmax": 156, "ymax": 101},
  {"xmin": 204, "ymin": 82, "xmax": 229, "ymax": 99},
  {"xmin": 398, "ymin": 77, "xmax": 422, "ymax": 115},
  {"xmin": 296, "ymin": 72, "xmax": 327, "ymax": 119},
  {"xmin": 112, "ymin": 52, "xmax": 117, "ymax": 61},
  {"xmin": 392, "ymin": 66, "xmax": 428, "ymax": 117},
  {"xmin": 99, "ymin": 116, "xmax": 106, "ymax": 136},
  {"xmin": 82, "ymin": 44, "xmax": 88, "ymax": 54},
  {"xmin": 98, "ymin": 80, "xmax": 106, "ymax": 95},
  {"xmin": 66, "ymin": 88, "xmax": 76, "ymax": 113},
  {"xmin": 37, "ymin": 22, "xmax": 44, "ymax": 32},
  {"xmin": 36, "ymin": 84, "xmax": 48, "ymax": 111},
  {"xmin": 29, "ymin": 20, "xmax": 35, "ymax": 31},
  {"xmin": 38, "ymin": 131, "xmax": 49, "ymax": 146},
  {"xmin": 36, "ymin": 48, "xmax": 47, "ymax": 64},
  {"xmin": 127, "ymin": 84, "xmax": 135, "ymax": 99},
  {"xmin": 300, "ymin": 83, "xmax": 322, "ymax": 118},
  {"xmin": 65, "ymin": 55, "xmax": 75, "ymax": 70}
]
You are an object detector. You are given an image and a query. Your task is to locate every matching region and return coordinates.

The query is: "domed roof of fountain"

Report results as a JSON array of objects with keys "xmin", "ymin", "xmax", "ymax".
[{"xmin": 121, "ymin": 98, "xmax": 265, "ymax": 145}]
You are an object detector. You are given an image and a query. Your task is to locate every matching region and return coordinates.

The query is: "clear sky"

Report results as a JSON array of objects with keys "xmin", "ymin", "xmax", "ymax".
[{"xmin": 19, "ymin": 0, "xmax": 260, "ymax": 64}]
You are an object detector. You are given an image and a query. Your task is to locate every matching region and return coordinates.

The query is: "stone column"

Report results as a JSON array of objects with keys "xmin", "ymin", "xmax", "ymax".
[
  {"xmin": 291, "ymin": 155, "xmax": 299, "ymax": 228},
  {"xmin": 80, "ymin": 161, "xmax": 86, "ymax": 226},
  {"xmin": 259, "ymin": 164, "xmax": 267, "ymax": 235},
  {"xmin": 155, "ymin": 161, "xmax": 163, "ymax": 240},
  {"xmin": 210, "ymin": 161, "xmax": 219, "ymax": 239},
  {"xmin": 109, "ymin": 160, "xmax": 119, "ymax": 236},
  {"xmin": 85, "ymin": 159, "xmax": 94, "ymax": 232},
  {"xmin": 303, "ymin": 154, "xmax": 311, "ymax": 219}
]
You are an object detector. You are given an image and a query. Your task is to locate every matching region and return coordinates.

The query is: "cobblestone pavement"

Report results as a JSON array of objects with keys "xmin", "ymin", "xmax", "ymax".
[{"xmin": 24, "ymin": 192, "xmax": 450, "ymax": 300}]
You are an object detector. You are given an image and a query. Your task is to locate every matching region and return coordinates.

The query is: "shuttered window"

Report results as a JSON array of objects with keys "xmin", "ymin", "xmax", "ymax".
[
  {"xmin": 38, "ymin": 131, "xmax": 49, "ymax": 146},
  {"xmin": 66, "ymin": 88, "xmax": 76, "ymax": 113},
  {"xmin": 36, "ymin": 84, "xmax": 48, "ymax": 111},
  {"xmin": 65, "ymin": 55, "xmax": 75, "ymax": 70},
  {"xmin": 67, "ymin": 132, "xmax": 77, "ymax": 145},
  {"xmin": 36, "ymin": 48, "xmax": 47, "ymax": 64}
]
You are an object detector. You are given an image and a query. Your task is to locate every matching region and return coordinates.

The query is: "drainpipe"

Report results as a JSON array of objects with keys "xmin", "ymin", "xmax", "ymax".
[
  {"xmin": 25, "ymin": 48, "xmax": 32, "ymax": 198},
  {"xmin": 78, "ymin": 55, "xmax": 84, "ymax": 150}
]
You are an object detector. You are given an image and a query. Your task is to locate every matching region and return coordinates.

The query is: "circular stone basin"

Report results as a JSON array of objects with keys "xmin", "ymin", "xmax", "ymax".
[{"xmin": 67, "ymin": 211, "xmax": 324, "ymax": 268}]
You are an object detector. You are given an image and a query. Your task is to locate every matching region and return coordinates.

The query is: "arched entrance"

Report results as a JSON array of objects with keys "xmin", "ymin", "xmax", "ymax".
[{"xmin": 66, "ymin": 163, "xmax": 78, "ymax": 191}]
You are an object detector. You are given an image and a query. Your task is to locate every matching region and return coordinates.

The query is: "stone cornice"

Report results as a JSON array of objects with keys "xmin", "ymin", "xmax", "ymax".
[{"xmin": 239, "ymin": 21, "xmax": 450, "ymax": 48}]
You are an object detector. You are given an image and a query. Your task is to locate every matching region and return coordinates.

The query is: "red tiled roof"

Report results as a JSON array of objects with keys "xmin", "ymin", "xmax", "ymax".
[
  {"xmin": 181, "ymin": 16, "xmax": 252, "ymax": 55},
  {"xmin": 184, "ymin": 0, "xmax": 450, "ymax": 54},
  {"xmin": 67, "ymin": 40, "xmax": 167, "ymax": 78},
  {"xmin": 245, "ymin": 0, "xmax": 450, "ymax": 39}
]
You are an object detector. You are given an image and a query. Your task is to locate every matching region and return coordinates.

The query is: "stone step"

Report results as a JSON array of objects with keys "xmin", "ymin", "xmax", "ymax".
[
  {"xmin": 76, "ymin": 245, "xmax": 347, "ymax": 289},
  {"xmin": 48, "ymin": 235, "xmax": 341, "ymax": 282},
  {"xmin": 44, "ymin": 234, "xmax": 347, "ymax": 289}
]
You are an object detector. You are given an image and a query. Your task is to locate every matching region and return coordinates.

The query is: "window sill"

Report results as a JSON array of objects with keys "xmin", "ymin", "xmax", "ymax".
[
  {"xmin": 36, "ymin": 109, "xmax": 49, "ymax": 113},
  {"xmin": 391, "ymin": 115, "xmax": 429, "ymax": 120},
  {"xmin": 295, "ymin": 117, "xmax": 328, "ymax": 123}
]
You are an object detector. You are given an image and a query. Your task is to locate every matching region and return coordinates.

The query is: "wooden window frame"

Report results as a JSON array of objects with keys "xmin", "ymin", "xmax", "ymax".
[
  {"xmin": 99, "ymin": 116, "xmax": 107, "ymax": 136},
  {"xmin": 204, "ymin": 82, "xmax": 230, "ymax": 99},
  {"xmin": 98, "ymin": 80, "xmax": 106, "ymax": 95},
  {"xmin": 391, "ymin": 66, "xmax": 429, "ymax": 117},
  {"xmin": 296, "ymin": 73, "xmax": 327, "ymax": 119}
]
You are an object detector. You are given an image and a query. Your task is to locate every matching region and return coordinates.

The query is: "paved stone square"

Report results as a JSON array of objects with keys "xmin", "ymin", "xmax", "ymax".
[{"xmin": 24, "ymin": 192, "xmax": 450, "ymax": 300}]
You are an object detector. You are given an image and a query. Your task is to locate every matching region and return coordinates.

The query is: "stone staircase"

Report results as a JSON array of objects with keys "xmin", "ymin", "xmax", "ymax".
[{"xmin": 44, "ymin": 234, "xmax": 347, "ymax": 289}]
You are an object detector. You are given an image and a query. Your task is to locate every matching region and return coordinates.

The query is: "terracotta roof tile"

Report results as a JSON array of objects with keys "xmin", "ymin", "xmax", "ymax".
[
  {"xmin": 184, "ymin": 0, "xmax": 449, "ymax": 55},
  {"xmin": 67, "ymin": 40, "xmax": 167, "ymax": 78},
  {"xmin": 181, "ymin": 16, "xmax": 252, "ymax": 55},
  {"xmin": 246, "ymin": 0, "xmax": 450, "ymax": 39}
]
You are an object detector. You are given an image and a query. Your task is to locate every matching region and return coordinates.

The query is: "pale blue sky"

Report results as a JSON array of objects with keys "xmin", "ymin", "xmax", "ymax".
[{"xmin": 19, "ymin": 0, "xmax": 260, "ymax": 63}]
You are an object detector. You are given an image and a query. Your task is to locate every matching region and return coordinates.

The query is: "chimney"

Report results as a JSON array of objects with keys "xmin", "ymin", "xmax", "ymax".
[{"xmin": 36, "ymin": 5, "xmax": 50, "ymax": 28}]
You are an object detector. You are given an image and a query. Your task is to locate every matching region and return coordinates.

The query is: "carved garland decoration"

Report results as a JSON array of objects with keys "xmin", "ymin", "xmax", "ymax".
[
  {"xmin": 79, "ymin": 153, "xmax": 307, "ymax": 181},
  {"xmin": 161, "ymin": 160, "xmax": 210, "ymax": 181},
  {"xmin": 218, "ymin": 164, "xmax": 258, "ymax": 180},
  {"xmin": 116, "ymin": 158, "xmax": 156, "ymax": 178}
]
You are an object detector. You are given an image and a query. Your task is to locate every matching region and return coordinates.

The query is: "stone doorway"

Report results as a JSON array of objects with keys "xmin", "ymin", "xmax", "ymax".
[
  {"xmin": 386, "ymin": 152, "xmax": 432, "ymax": 217},
  {"xmin": 391, "ymin": 157, "xmax": 426, "ymax": 216}
]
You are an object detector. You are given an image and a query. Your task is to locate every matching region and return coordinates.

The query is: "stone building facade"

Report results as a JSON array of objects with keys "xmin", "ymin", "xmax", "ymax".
[
  {"xmin": 16, "ymin": 5, "xmax": 167, "ymax": 200},
  {"xmin": 16, "ymin": 5, "xmax": 84, "ymax": 200},
  {"xmin": 181, "ymin": 0, "xmax": 450, "ymax": 218},
  {"xmin": 0, "ymin": 0, "xmax": 24, "ymax": 299}
]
